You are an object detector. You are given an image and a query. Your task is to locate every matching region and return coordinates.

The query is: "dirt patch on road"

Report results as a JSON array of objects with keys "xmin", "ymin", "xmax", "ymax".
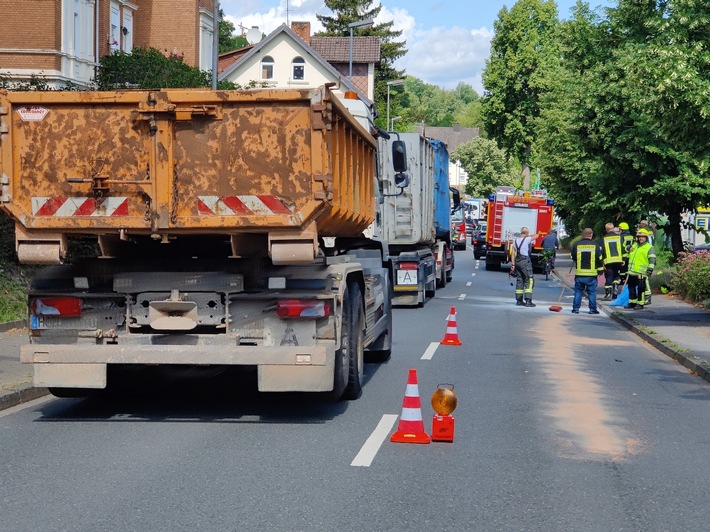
[{"xmin": 532, "ymin": 315, "xmax": 643, "ymax": 461}]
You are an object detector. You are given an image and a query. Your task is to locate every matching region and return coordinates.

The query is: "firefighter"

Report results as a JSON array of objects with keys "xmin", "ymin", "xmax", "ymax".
[
  {"xmin": 510, "ymin": 227, "xmax": 538, "ymax": 307},
  {"xmin": 618, "ymin": 222, "xmax": 634, "ymax": 283},
  {"xmin": 570, "ymin": 228, "xmax": 604, "ymax": 314},
  {"xmin": 625, "ymin": 229, "xmax": 656, "ymax": 310},
  {"xmin": 601, "ymin": 222, "xmax": 624, "ymax": 300}
]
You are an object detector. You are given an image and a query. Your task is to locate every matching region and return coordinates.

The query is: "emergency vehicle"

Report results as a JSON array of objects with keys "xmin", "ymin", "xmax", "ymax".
[{"xmin": 484, "ymin": 186, "xmax": 555, "ymax": 272}]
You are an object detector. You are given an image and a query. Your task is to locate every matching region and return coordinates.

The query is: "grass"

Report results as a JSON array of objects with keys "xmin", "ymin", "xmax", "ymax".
[{"xmin": 0, "ymin": 270, "xmax": 28, "ymax": 322}]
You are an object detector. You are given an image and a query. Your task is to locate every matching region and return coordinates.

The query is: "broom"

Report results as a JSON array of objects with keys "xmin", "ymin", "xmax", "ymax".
[
  {"xmin": 548, "ymin": 282, "xmax": 566, "ymax": 312},
  {"xmin": 549, "ymin": 266, "xmax": 572, "ymax": 312}
]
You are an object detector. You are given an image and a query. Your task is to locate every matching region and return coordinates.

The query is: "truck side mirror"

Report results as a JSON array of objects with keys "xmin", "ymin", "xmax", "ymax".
[
  {"xmin": 450, "ymin": 187, "xmax": 461, "ymax": 210},
  {"xmin": 394, "ymin": 172, "xmax": 409, "ymax": 188},
  {"xmin": 392, "ymin": 140, "xmax": 407, "ymax": 173}
]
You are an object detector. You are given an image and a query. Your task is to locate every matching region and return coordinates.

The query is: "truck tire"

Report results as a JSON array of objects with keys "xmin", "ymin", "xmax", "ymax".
[
  {"xmin": 332, "ymin": 283, "xmax": 364, "ymax": 400},
  {"xmin": 366, "ymin": 274, "xmax": 392, "ymax": 363},
  {"xmin": 437, "ymin": 264, "xmax": 447, "ymax": 288}
]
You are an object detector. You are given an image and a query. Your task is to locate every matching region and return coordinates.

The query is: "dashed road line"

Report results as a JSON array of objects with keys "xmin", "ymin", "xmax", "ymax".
[{"xmin": 350, "ymin": 414, "xmax": 398, "ymax": 467}]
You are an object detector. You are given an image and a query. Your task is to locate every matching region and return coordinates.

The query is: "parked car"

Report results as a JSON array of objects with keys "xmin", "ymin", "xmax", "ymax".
[{"xmin": 472, "ymin": 222, "xmax": 488, "ymax": 260}]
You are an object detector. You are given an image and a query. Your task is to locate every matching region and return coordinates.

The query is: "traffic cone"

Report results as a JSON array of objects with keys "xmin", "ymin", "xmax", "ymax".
[
  {"xmin": 391, "ymin": 369, "xmax": 431, "ymax": 444},
  {"xmin": 440, "ymin": 306, "xmax": 462, "ymax": 346}
]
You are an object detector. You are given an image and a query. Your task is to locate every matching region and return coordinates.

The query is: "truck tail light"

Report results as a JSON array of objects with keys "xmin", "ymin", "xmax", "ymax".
[
  {"xmin": 31, "ymin": 297, "xmax": 82, "ymax": 317},
  {"xmin": 398, "ymin": 262, "xmax": 418, "ymax": 270},
  {"xmin": 276, "ymin": 299, "xmax": 330, "ymax": 319}
]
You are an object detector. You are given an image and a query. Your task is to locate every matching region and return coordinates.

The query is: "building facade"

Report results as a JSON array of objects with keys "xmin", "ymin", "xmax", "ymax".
[{"xmin": 0, "ymin": 0, "xmax": 216, "ymax": 88}]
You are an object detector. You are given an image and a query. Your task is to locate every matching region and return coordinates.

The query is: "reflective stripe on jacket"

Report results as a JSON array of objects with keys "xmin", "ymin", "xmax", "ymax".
[
  {"xmin": 571, "ymin": 238, "xmax": 603, "ymax": 276},
  {"xmin": 602, "ymin": 232, "xmax": 623, "ymax": 264},
  {"xmin": 628, "ymin": 242, "xmax": 656, "ymax": 275},
  {"xmin": 620, "ymin": 231, "xmax": 634, "ymax": 257}
]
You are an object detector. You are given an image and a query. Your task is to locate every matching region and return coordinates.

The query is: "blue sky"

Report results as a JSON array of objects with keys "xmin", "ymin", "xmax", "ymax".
[{"xmin": 220, "ymin": 0, "xmax": 614, "ymax": 93}]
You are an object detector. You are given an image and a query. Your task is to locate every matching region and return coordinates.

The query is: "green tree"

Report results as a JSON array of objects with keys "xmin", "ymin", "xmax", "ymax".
[
  {"xmin": 96, "ymin": 47, "xmax": 237, "ymax": 89},
  {"xmin": 454, "ymin": 137, "xmax": 519, "ymax": 197},
  {"xmin": 481, "ymin": 0, "xmax": 559, "ymax": 190},
  {"xmin": 219, "ymin": 9, "xmax": 249, "ymax": 53}
]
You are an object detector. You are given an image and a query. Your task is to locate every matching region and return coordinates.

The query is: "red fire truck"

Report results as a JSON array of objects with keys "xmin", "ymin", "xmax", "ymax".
[{"xmin": 484, "ymin": 186, "xmax": 555, "ymax": 271}]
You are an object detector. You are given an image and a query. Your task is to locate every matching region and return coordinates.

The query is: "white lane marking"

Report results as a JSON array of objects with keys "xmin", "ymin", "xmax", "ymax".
[
  {"xmin": 0, "ymin": 395, "xmax": 54, "ymax": 419},
  {"xmin": 466, "ymin": 281, "xmax": 472, "ymax": 287},
  {"xmin": 351, "ymin": 414, "xmax": 399, "ymax": 467},
  {"xmin": 421, "ymin": 341, "xmax": 439, "ymax": 360},
  {"xmin": 471, "ymin": 273, "xmax": 476, "ymax": 277},
  {"xmin": 458, "ymin": 293, "xmax": 466, "ymax": 300}
]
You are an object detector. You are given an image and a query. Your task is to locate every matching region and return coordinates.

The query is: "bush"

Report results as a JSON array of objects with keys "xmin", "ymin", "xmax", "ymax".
[
  {"xmin": 671, "ymin": 251, "xmax": 710, "ymax": 303},
  {"xmin": 96, "ymin": 47, "xmax": 238, "ymax": 90}
]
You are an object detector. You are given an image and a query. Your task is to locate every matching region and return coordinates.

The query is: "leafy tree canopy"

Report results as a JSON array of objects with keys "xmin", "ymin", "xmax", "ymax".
[
  {"xmin": 454, "ymin": 137, "xmax": 520, "ymax": 198},
  {"xmin": 219, "ymin": 9, "xmax": 250, "ymax": 53},
  {"xmin": 481, "ymin": 0, "xmax": 559, "ymax": 189}
]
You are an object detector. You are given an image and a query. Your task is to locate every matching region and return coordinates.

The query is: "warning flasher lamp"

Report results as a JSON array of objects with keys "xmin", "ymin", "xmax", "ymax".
[{"xmin": 431, "ymin": 384, "xmax": 457, "ymax": 442}]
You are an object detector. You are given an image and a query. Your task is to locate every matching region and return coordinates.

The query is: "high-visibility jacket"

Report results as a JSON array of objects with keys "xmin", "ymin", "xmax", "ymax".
[
  {"xmin": 571, "ymin": 238, "xmax": 603, "ymax": 276},
  {"xmin": 620, "ymin": 230, "xmax": 634, "ymax": 258},
  {"xmin": 628, "ymin": 242, "xmax": 656, "ymax": 275},
  {"xmin": 602, "ymin": 232, "xmax": 623, "ymax": 264}
]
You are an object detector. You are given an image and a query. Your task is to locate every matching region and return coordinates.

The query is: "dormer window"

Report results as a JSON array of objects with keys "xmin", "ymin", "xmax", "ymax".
[
  {"xmin": 292, "ymin": 57, "xmax": 305, "ymax": 81},
  {"xmin": 261, "ymin": 56, "xmax": 274, "ymax": 80}
]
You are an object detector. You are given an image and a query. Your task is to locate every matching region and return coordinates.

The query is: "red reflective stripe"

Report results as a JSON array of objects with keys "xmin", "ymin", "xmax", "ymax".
[
  {"xmin": 258, "ymin": 195, "xmax": 291, "ymax": 214},
  {"xmin": 399, "ymin": 262, "xmax": 418, "ymax": 270},
  {"xmin": 74, "ymin": 198, "xmax": 97, "ymax": 216},
  {"xmin": 221, "ymin": 196, "xmax": 250, "ymax": 214},
  {"xmin": 113, "ymin": 199, "xmax": 129, "ymax": 216},
  {"xmin": 197, "ymin": 198, "xmax": 213, "ymax": 215},
  {"xmin": 34, "ymin": 197, "xmax": 65, "ymax": 216}
]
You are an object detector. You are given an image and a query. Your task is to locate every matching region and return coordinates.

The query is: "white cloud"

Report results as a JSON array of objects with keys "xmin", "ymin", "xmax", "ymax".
[{"xmin": 220, "ymin": 0, "xmax": 494, "ymax": 93}]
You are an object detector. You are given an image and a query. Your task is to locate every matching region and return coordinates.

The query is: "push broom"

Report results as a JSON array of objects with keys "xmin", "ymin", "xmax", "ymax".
[
  {"xmin": 549, "ymin": 282, "xmax": 566, "ymax": 312},
  {"xmin": 549, "ymin": 266, "xmax": 572, "ymax": 312}
]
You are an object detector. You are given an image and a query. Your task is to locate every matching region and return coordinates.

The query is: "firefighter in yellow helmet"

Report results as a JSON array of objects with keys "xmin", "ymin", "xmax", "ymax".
[
  {"xmin": 625, "ymin": 229, "xmax": 656, "ymax": 309},
  {"xmin": 618, "ymin": 222, "xmax": 633, "ymax": 284}
]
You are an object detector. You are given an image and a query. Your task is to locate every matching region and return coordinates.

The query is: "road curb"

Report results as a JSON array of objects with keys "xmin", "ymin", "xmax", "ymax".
[
  {"xmin": 0, "ymin": 320, "xmax": 25, "ymax": 333},
  {"xmin": 0, "ymin": 386, "xmax": 49, "ymax": 411},
  {"xmin": 554, "ymin": 270, "xmax": 710, "ymax": 384},
  {"xmin": 606, "ymin": 310, "xmax": 710, "ymax": 385}
]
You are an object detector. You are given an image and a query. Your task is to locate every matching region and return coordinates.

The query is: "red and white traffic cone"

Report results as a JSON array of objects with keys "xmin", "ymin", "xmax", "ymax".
[
  {"xmin": 391, "ymin": 368, "xmax": 431, "ymax": 444},
  {"xmin": 440, "ymin": 306, "xmax": 462, "ymax": 346}
]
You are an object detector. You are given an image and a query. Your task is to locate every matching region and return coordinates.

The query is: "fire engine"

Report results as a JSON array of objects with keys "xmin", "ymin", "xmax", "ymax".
[{"xmin": 484, "ymin": 186, "xmax": 555, "ymax": 271}]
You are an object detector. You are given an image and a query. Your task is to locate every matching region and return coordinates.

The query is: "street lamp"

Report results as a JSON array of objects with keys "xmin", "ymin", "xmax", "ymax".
[
  {"xmin": 348, "ymin": 18, "xmax": 374, "ymax": 81},
  {"xmin": 386, "ymin": 79, "xmax": 405, "ymax": 132},
  {"xmin": 390, "ymin": 115, "xmax": 402, "ymax": 131}
]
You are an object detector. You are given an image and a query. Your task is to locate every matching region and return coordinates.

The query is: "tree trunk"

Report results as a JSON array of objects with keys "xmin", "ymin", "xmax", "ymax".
[
  {"xmin": 522, "ymin": 144, "xmax": 531, "ymax": 190},
  {"xmin": 668, "ymin": 207, "xmax": 684, "ymax": 258}
]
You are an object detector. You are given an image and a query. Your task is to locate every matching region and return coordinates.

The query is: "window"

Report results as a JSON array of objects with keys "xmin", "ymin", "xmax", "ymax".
[
  {"xmin": 62, "ymin": 0, "xmax": 97, "ymax": 85},
  {"xmin": 292, "ymin": 57, "xmax": 305, "ymax": 81},
  {"xmin": 110, "ymin": 2, "xmax": 120, "ymax": 52},
  {"xmin": 199, "ymin": 9, "xmax": 214, "ymax": 71},
  {"xmin": 261, "ymin": 56, "xmax": 274, "ymax": 80},
  {"xmin": 122, "ymin": 9, "xmax": 133, "ymax": 53}
]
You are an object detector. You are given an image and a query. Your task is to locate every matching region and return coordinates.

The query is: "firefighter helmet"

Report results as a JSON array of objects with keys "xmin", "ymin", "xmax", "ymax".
[{"xmin": 619, "ymin": 222, "xmax": 629, "ymax": 230}]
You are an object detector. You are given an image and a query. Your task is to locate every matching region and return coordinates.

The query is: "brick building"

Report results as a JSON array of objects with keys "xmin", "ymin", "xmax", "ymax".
[{"xmin": 0, "ymin": 0, "xmax": 217, "ymax": 88}]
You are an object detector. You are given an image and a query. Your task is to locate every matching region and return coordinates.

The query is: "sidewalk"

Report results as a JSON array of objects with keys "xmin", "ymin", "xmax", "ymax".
[
  {"xmin": 1, "ymin": 254, "xmax": 709, "ymax": 411},
  {"xmin": 554, "ymin": 254, "xmax": 710, "ymax": 383}
]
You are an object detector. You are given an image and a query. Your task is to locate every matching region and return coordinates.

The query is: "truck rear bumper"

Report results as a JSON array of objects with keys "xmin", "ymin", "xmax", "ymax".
[{"xmin": 21, "ymin": 343, "xmax": 335, "ymax": 392}]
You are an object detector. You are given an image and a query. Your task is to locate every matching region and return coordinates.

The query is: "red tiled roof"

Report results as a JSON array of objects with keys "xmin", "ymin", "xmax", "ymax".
[{"xmin": 310, "ymin": 36, "xmax": 380, "ymax": 63}]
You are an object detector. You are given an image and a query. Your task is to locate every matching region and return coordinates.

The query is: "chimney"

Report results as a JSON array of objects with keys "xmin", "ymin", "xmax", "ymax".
[{"xmin": 291, "ymin": 21, "xmax": 311, "ymax": 45}]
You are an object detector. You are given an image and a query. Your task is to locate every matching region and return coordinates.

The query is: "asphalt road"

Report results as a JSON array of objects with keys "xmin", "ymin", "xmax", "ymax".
[{"xmin": 1, "ymin": 248, "xmax": 710, "ymax": 531}]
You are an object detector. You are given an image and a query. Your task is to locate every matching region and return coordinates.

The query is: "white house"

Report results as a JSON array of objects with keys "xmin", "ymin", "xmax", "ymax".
[{"xmin": 219, "ymin": 22, "xmax": 379, "ymax": 105}]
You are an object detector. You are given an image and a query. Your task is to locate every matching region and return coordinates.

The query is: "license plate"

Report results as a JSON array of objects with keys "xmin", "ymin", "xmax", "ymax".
[{"xmin": 396, "ymin": 270, "xmax": 418, "ymax": 286}]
